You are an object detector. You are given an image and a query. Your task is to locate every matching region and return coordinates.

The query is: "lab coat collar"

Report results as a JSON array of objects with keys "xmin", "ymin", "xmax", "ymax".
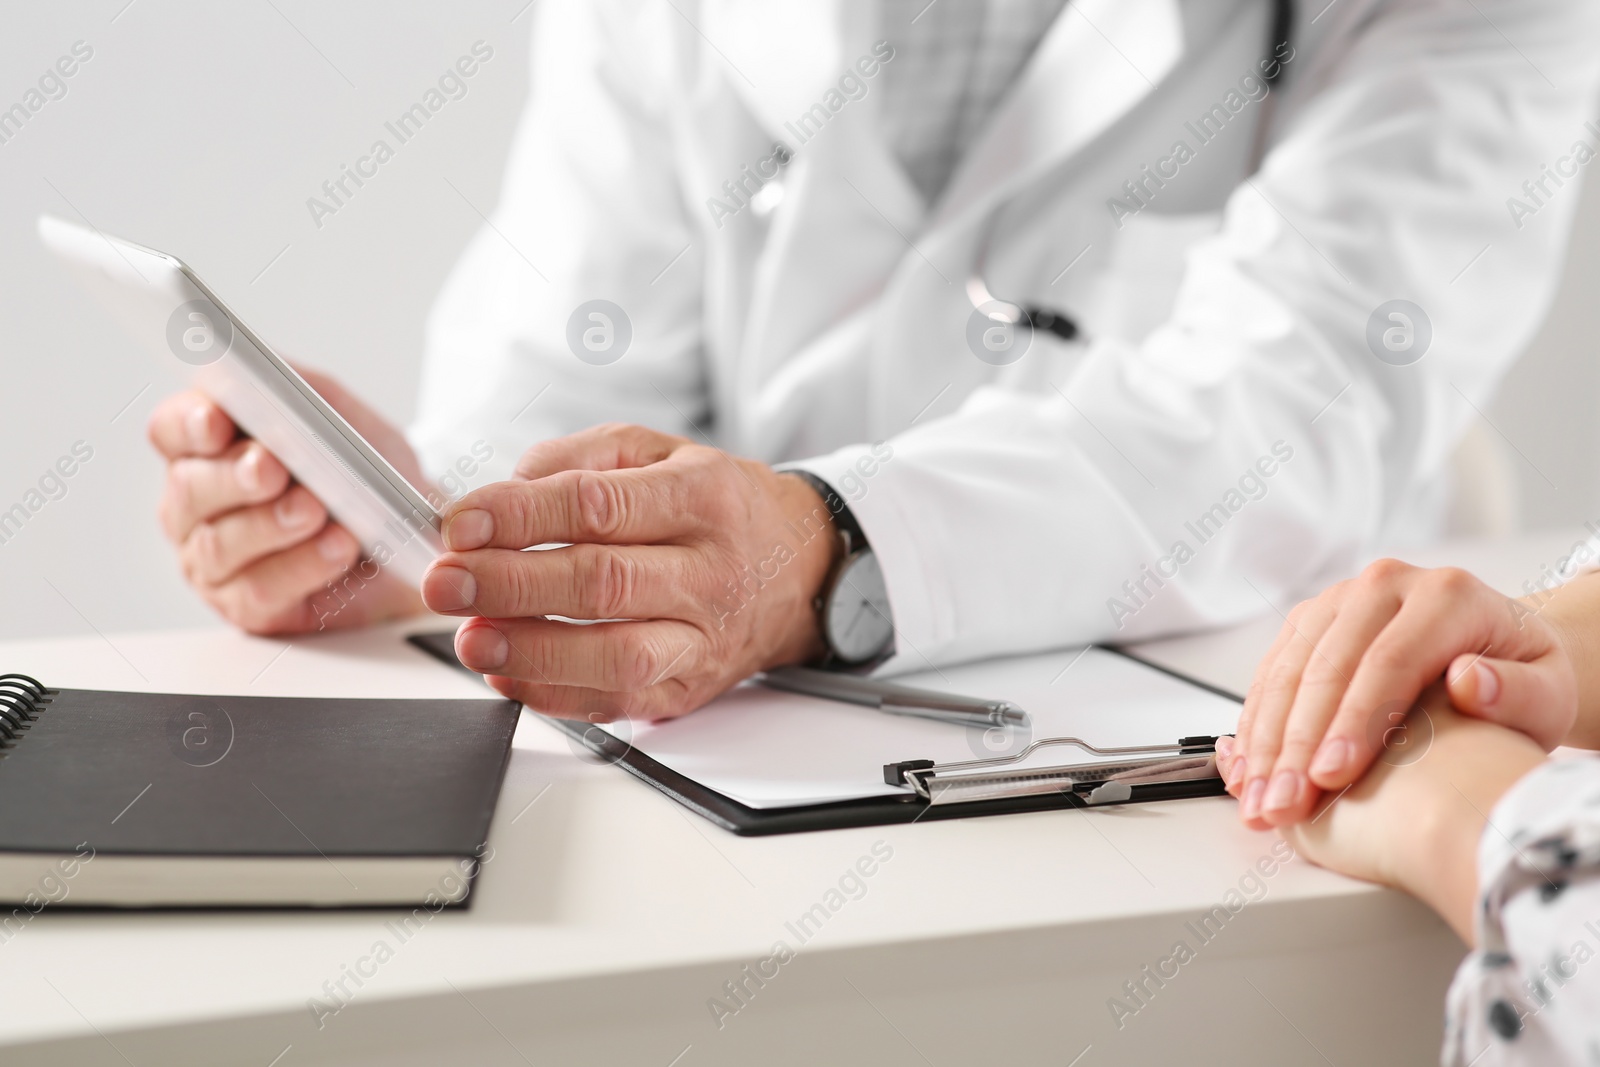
[
  {"xmin": 704, "ymin": 0, "xmax": 1192, "ymax": 234},
  {"xmin": 930, "ymin": 0, "xmax": 1187, "ymax": 231},
  {"xmin": 700, "ymin": 1, "xmax": 856, "ymax": 138}
]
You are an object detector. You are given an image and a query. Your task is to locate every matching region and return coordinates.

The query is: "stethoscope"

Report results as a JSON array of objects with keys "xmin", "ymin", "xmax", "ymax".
[{"xmin": 966, "ymin": 0, "xmax": 1295, "ymax": 346}]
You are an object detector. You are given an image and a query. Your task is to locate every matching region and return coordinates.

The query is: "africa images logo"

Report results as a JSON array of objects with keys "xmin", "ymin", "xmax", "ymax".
[
  {"xmin": 565, "ymin": 300, "xmax": 632, "ymax": 366},
  {"xmin": 1365, "ymin": 299, "xmax": 1432, "ymax": 367},
  {"xmin": 165, "ymin": 298, "xmax": 234, "ymax": 366}
]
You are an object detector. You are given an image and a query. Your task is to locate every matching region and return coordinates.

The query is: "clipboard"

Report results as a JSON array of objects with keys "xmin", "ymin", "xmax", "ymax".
[{"xmin": 407, "ymin": 632, "xmax": 1239, "ymax": 836}]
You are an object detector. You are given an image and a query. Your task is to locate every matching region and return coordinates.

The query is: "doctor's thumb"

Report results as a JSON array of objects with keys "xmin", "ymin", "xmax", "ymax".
[{"xmin": 1445, "ymin": 654, "xmax": 1575, "ymax": 751}]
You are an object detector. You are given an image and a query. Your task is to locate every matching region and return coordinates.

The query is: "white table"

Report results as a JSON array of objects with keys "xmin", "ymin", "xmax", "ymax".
[{"xmin": 1, "ymin": 530, "xmax": 1577, "ymax": 1066}]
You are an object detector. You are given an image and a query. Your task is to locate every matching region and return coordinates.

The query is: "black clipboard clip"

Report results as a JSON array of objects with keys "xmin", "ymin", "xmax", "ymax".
[{"xmin": 884, "ymin": 735, "xmax": 1225, "ymax": 807}]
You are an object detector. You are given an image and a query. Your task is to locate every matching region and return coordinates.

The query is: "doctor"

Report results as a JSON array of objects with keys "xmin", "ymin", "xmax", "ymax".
[{"xmin": 148, "ymin": 0, "xmax": 1600, "ymax": 719}]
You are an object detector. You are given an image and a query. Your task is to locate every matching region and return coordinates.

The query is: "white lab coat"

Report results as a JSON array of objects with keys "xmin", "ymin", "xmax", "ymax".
[{"xmin": 410, "ymin": 0, "xmax": 1600, "ymax": 675}]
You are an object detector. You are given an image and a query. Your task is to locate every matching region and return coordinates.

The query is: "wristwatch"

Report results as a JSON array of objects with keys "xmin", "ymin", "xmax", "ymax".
[{"xmin": 787, "ymin": 471, "xmax": 895, "ymax": 666}]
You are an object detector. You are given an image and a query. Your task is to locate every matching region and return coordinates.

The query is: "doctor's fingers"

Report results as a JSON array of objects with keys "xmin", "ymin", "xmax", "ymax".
[
  {"xmin": 1252, "ymin": 586, "xmax": 1409, "ymax": 827},
  {"xmin": 480, "ymin": 675, "xmax": 713, "ymax": 723},
  {"xmin": 1304, "ymin": 569, "xmax": 1566, "ymax": 792},
  {"xmin": 512, "ymin": 422, "xmax": 692, "ymax": 481},
  {"xmin": 421, "ymin": 543, "xmax": 705, "ymax": 621},
  {"xmin": 453, "ymin": 615, "xmax": 706, "ymax": 693},
  {"xmin": 159, "ymin": 440, "xmax": 291, "ymax": 543},
  {"xmin": 180, "ymin": 485, "xmax": 329, "ymax": 585},
  {"xmin": 442, "ymin": 460, "xmax": 728, "ymax": 552},
  {"xmin": 147, "ymin": 390, "xmax": 236, "ymax": 460}
]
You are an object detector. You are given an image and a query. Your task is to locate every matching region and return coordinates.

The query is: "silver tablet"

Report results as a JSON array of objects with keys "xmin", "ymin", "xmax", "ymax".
[{"xmin": 39, "ymin": 215, "xmax": 443, "ymax": 587}]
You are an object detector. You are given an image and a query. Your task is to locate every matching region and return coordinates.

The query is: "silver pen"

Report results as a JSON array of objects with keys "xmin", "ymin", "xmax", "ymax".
[{"xmin": 757, "ymin": 666, "xmax": 1029, "ymax": 729}]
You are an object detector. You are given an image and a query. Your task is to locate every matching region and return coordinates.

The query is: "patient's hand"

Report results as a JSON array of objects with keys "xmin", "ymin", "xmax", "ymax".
[
  {"xmin": 1216, "ymin": 558, "xmax": 1576, "ymax": 830},
  {"xmin": 418, "ymin": 423, "xmax": 841, "ymax": 721},
  {"xmin": 148, "ymin": 369, "xmax": 423, "ymax": 634},
  {"xmin": 1276, "ymin": 705, "xmax": 1545, "ymax": 945}
]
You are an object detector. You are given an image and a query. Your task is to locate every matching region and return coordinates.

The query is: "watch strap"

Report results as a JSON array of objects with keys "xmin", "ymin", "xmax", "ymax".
[
  {"xmin": 785, "ymin": 470, "xmax": 869, "ymax": 555},
  {"xmin": 784, "ymin": 471, "xmax": 892, "ymax": 667}
]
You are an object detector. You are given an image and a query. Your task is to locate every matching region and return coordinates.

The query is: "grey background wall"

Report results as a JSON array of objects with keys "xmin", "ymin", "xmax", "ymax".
[
  {"xmin": 1, "ymin": 0, "xmax": 1597, "ymax": 641},
  {"xmin": 0, "ymin": 1, "xmax": 530, "ymax": 639}
]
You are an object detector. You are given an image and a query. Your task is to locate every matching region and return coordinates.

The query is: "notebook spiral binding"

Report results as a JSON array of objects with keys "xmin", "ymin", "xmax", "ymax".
[{"xmin": 0, "ymin": 674, "xmax": 50, "ymax": 754}]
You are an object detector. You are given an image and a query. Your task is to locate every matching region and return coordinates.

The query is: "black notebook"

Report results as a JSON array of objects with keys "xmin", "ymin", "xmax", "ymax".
[{"xmin": 0, "ymin": 674, "xmax": 521, "ymax": 909}]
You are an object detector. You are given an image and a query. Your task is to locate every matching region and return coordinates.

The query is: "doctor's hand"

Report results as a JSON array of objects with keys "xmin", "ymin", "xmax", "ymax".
[
  {"xmin": 418, "ymin": 423, "xmax": 842, "ymax": 721},
  {"xmin": 1215, "ymin": 559, "xmax": 1578, "ymax": 831},
  {"xmin": 148, "ymin": 369, "xmax": 425, "ymax": 635}
]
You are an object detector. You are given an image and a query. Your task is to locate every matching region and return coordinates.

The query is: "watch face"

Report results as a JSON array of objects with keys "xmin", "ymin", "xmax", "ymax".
[{"xmin": 824, "ymin": 551, "xmax": 894, "ymax": 664}]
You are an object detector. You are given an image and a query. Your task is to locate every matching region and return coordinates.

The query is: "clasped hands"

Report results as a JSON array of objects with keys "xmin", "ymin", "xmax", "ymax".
[{"xmin": 1219, "ymin": 558, "xmax": 1597, "ymax": 940}]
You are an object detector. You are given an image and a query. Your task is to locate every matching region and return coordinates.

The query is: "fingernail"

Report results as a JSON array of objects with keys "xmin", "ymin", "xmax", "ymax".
[
  {"xmin": 1241, "ymin": 778, "xmax": 1266, "ymax": 820},
  {"xmin": 237, "ymin": 446, "xmax": 263, "ymax": 493},
  {"xmin": 187, "ymin": 405, "xmax": 212, "ymax": 449},
  {"xmin": 457, "ymin": 626, "xmax": 508, "ymax": 671},
  {"xmin": 317, "ymin": 527, "xmax": 353, "ymax": 563},
  {"xmin": 1474, "ymin": 662, "xmax": 1500, "ymax": 706},
  {"xmin": 423, "ymin": 565, "xmax": 476, "ymax": 612},
  {"xmin": 1310, "ymin": 737, "xmax": 1351, "ymax": 779},
  {"xmin": 1226, "ymin": 754, "xmax": 1248, "ymax": 790},
  {"xmin": 445, "ymin": 509, "xmax": 492, "ymax": 551},
  {"xmin": 1214, "ymin": 735, "xmax": 1235, "ymax": 767},
  {"xmin": 1264, "ymin": 769, "xmax": 1302, "ymax": 813},
  {"xmin": 274, "ymin": 492, "xmax": 314, "ymax": 530}
]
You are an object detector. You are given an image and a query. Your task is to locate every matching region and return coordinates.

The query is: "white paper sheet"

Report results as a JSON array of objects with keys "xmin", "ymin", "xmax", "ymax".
[{"xmin": 588, "ymin": 648, "xmax": 1243, "ymax": 810}]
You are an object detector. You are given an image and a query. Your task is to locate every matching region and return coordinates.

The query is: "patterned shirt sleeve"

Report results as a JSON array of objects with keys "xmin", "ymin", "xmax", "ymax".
[{"xmin": 1442, "ymin": 757, "xmax": 1600, "ymax": 1066}]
